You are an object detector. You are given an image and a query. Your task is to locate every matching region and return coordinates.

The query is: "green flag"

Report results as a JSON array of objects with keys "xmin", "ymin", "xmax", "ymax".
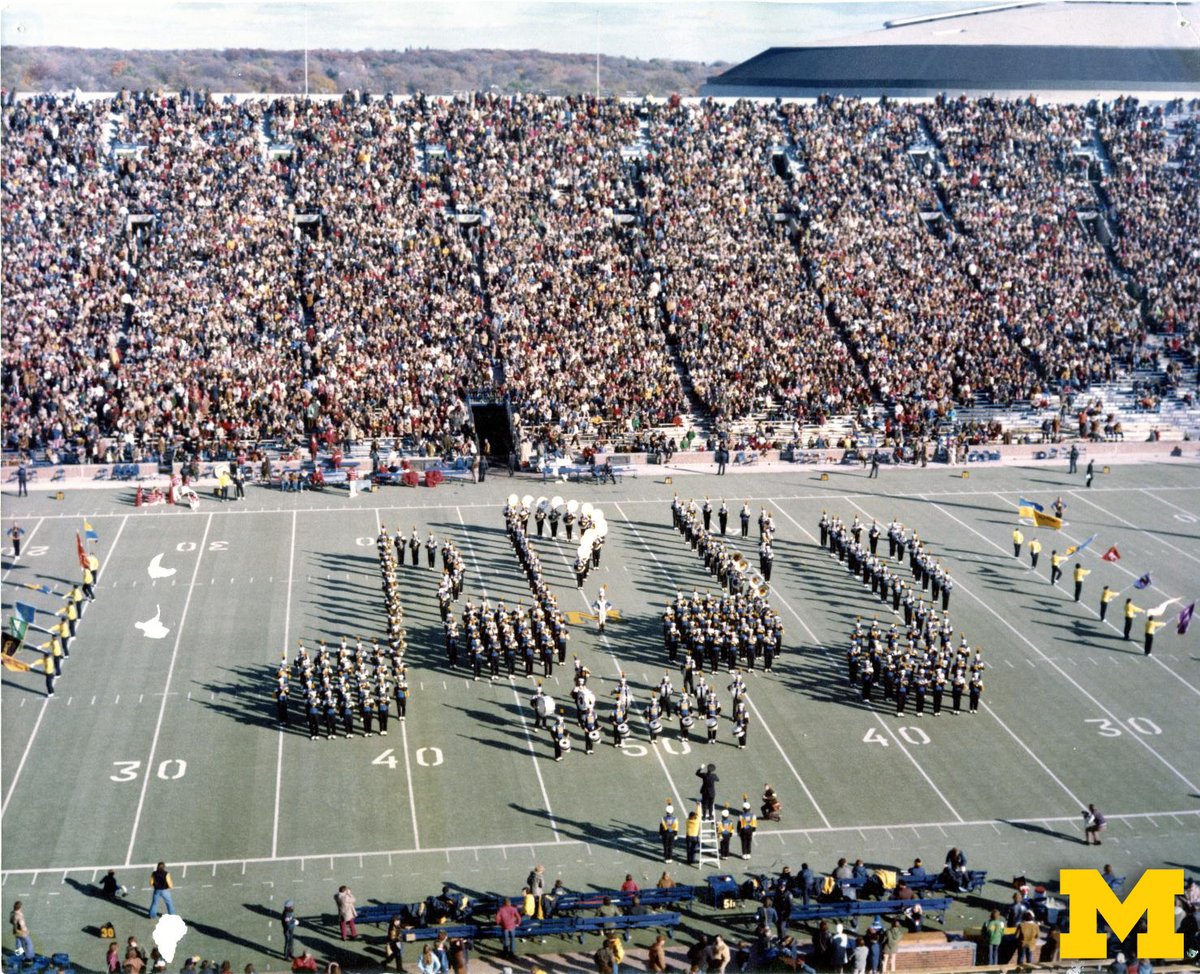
[{"xmin": 8, "ymin": 617, "xmax": 28, "ymax": 647}]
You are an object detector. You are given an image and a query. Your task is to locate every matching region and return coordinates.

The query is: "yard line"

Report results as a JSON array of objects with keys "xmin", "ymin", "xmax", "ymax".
[
  {"xmin": 7, "ymin": 806, "xmax": 1198, "ymax": 878},
  {"xmin": 1140, "ymin": 488, "xmax": 1199, "ymax": 520},
  {"xmin": 613, "ymin": 502, "xmax": 830, "ymax": 827},
  {"xmin": 124, "ymin": 512, "xmax": 214, "ymax": 866},
  {"xmin": 271, "ymin": 510, "xmax": 297, "ymax": 860},
  {"xmin": 1069, "ymin": 490, "xmax": 1200, "ymax": 568},
  {"xmin": 2, "ymin": 514, "xmax": 129, "ymax": 820},
  {"xmin": 991, "ymin": 494, "xmax": 1200, "ymax": 699},
  {"xmin": 455, "ymin": 506, "xmax": 562, "ymax": 843},
  {"xmin": 918, "ymin": 495, "xmax": 1200, "ymax": 795},
  {"xmin": 399, "ymin": 717, "xmax": 421, "ymax": 850},
  {"xmin": 22, "ymin": 484, "xmax": 1200, "ymax": 523}
]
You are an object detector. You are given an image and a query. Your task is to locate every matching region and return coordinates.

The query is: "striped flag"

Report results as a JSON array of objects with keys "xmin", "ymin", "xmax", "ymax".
[
  {"xmin": 1101, "ymin": 546, "xmax": 1121, "ymax": 562},
  {"xmin": 1064, "ymin": 534, "xmax": 1096, "ymax": 557},
  {"xmin": 1134, "ymin": 573, "xmax": 1152, "ymax": 590},
  {"xmin": 1178, "ymin": 603, "xmax": 1195, "ymax": 636},
  {"xmin": 22, "ymin": 583, "xmax": 54, "ymax": 595},
  {"xmin": 83, "ymin": 520, "xmax": 99, "ymax": 543},
  {"xmin": 9, "ymin": 617, "xmax": 28, "ymax": 647},
  {"xmin": 1018, "ymin": 497, "xmax": 1043, "ymax": 521}
]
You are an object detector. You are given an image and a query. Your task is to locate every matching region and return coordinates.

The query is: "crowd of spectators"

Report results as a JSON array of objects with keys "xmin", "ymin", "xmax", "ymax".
[
  {"xmin": 3, "ymin": 90, "xmax": 1195, "ymax": 467},
  {"xmin": 1098, "ymin": 99, "xmax": 1199, "ymax": 386}
]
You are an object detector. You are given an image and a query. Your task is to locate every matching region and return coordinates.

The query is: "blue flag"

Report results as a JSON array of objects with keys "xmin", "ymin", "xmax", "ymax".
[
  {"xmin": 83, "ymin": 520, "xmax": 99, "ymax": 543},
  {"xmin": 1134, "ymin": 573, "xmax": 1152, "ymax": 590},
  {"xmin": 14, "ymin": 602, "xmax": 37, "ymax": 624}
]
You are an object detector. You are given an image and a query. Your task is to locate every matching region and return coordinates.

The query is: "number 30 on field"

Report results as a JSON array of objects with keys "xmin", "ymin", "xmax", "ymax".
[{"xmin": 110, "ymin": 759, "xmax": 187, "ymax": 781}]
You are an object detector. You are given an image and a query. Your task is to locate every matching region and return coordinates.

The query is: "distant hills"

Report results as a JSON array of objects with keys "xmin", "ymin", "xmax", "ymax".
[{"xmin": 0, "ymin": 46, "xmax": 727, "ymax": 97}]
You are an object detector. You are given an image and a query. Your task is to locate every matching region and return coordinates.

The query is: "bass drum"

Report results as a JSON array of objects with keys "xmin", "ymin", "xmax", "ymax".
[{"xmin": 587, "ymin": 728, "xmax": 601, "ymax": 742}]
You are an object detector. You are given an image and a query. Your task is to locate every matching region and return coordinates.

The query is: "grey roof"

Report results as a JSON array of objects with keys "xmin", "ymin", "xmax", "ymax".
[{"xmin": 703, "ymin": 1, "xmax": 1200, "ymax": 98}]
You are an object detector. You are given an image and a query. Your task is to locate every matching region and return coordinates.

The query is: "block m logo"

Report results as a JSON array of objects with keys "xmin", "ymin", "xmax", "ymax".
[{"xmin": 1061, "ymin": 869, "xmax": 1182, "ymax": 960}]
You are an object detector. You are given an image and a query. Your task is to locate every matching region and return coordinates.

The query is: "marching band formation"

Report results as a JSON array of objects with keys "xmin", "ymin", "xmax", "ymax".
[
  {"xmin": 273, "ymin": 528, "xmax": 415, "ymax": 739},
  {"xmin": 821, "ymin": 513, "xmax": 986, "ymax": 716}
]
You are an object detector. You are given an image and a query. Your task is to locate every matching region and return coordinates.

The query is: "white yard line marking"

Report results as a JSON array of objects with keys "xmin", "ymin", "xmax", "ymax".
[
  {"xmin": 614, "ymin": 502, "xmax": 829, "ymax": 827},
  {"xmin": 3, "ymin": 514, "xmax": 129, "ymax": 820},
  {"xmin": 271, "ymin": 510, "xmax": 297, "ymax": 861},
  {"xmin": 124, "ymin": 512, "xmax": 214, "ymax": 866},
  {"xmin": 1069, "ymin": 490, "xmax": 1200, "ymax": 568},
  {"xmin": 455, "ymin": 506, "xmax": 562, "ymax": 843},
  {"xmin": 399, "ymin": 717, "xmax": 421, "ymax": 850},
  {"xmin": 6, "ymin": 807, "xmax": 1198, "ymax": 878},
  {"xmin": 1139, "ymin": 488, "xmax": 1199, "ymax": 520},
  {"xmin": 920, "ymin": 495, "xmax": 1200, "ymax": 794}
]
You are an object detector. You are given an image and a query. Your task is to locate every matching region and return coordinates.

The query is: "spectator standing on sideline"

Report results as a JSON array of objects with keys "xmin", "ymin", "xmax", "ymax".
[
  {"xmin": 148, "ymin": 863, "xmax": 176, "ymax": 918},
  {"xmin": 334, "ymin": 886, "xmax": 357, "ymax": 940},
  {"xmin": 1016, "ymin": 912, "xmax": 1040, "ymax": 966},
  {"xmin": 495, "ymin": 898, "xmax": 521, "ymax": 958},
  {"xmin": 983, "ymin": 910, "xmax": 1005, "ymax": 965},
  {"xmin": 280, "ymin": 901, "xmax": 298, "ymax": 960},
  {"xmin": 1083, "ymin": 804, "xmax": 1107, "ymax": 844},
  {"xmin": 9, "ymin": 901, "xmax": 32, "ymax": 961},
  {"xmin": 16, "ymin": 463, "xmax": 28, "ymax": 497}
]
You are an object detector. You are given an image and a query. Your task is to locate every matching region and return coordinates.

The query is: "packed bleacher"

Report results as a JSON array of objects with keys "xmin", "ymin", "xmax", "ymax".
[{"xmin": 3, "ymin": 91, "xmax": 1198, "ymax": 469}]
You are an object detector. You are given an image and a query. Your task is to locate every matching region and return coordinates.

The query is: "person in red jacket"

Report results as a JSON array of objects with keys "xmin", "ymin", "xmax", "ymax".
[{"xmin": 495, "ymin": 899, "xmax": 522, "ymax": 958}]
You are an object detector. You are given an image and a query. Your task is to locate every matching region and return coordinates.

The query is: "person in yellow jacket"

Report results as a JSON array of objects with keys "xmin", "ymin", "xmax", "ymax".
[
  {"xmin": 1049, "ymin": 550, "xmax": 1067, "ymax": 586},
  {"xmin": 1099, "ymin": 585, "xmax": 1117, "ymax": 622},
  {"xmin": 81, "ymin": 564, "xmax": 96, "ymax": 601},
  {"xmin": 737, "ymin": 798, "xmax": 758, "ymax": 860},
  {"xmin": 1012, "ymin": 528, "xmax": 1024, "ymax": 558},
  {"xmin": 56, "ymin": 599, "xmax": 79, "ymax": 639},
  {"xmin": 36, "ymin": 652, "xmax": 55, "ymax": 697},
  {"xmin": 1123, "ymin": 600, "xmax": 1144, "ymax": 640},
  {"xmin": 1028, "ymin": 537, "xmax": 1042, "ymax": 569},
  {"xmin": 1144, "ymin": 615, "xmax": 1168, "ymax": 656},
  {"xmin": 1073, "ymin": 564, "xmax": 1091, "ymax": 602},
  {"xmin": 684, "ymin": 806, "xmax": 701, "ymax": 867},
  {"xmin": 603, "ymin": 931, "xmax": 624, "ymax": 971}
]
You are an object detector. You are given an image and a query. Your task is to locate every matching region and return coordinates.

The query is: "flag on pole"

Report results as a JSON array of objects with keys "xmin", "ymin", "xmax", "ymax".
[
  {"xmin": 1, "ymin": 655, "xmax": 30, "ymax": 673},
  {"xmin": 1018, "ymin": 497, "xmax": 1043, "ymax": 521},
  {"xmin": 1101, "ymin": 546, "xmax": 1121, "ymax": 562},
  {"xmin": 75, "ymin": 532, "xmax": 88, "ymax": 570},
  {"xmin": 21, "ymin": 583, "xmax": 53, "ymax": 595},
  {"xmin": 9, "ymin": 617, "xmax": 28, "ymax": 646},
  {"xmin": 1033, "ymin": 510, "xmax": 1062, "ymax": 530},
  {"xmin": 14, "ymin": 602, "xmax": 36, "ymax": 625},
  {"xmin": 1064, "ymin": 534, "xmax": 1096, "ymax": 557},
  {"xmin": 1146, "ymin": 597, "xmax": 1179, "ymax": 617},
  {"xmin": 1178, "ymin": 603, "xmax": 1195, "ymax": 635},
  {"xmin": 83, "ymin": 520, "xmax": 99, "ymax": 543},
  {"xmin": 1134, "ymin": 573, "xmax": 1152, "ymax": 590}
]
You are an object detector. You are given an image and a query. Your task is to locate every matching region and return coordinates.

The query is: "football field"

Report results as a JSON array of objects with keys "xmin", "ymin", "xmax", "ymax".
[{"xmin": 3, "ymin": 460, "xmax": 1198, "ymax": 968}]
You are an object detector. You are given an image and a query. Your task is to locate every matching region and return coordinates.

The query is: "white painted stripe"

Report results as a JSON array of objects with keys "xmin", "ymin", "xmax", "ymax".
[
  {"xmin": 1070, "ymin": 489, "xmax": 1200, "ymax": 567},
  {"xmin": 399, "ymin": 717, "xmax": 421, "ymax": 850},
  {"xmin": 124, "ymin": 512, "xmax": 214, "ymax": 866},
  {"xmin": 271, "ymin": 510, "xmax": 297, "ymax": 860}
]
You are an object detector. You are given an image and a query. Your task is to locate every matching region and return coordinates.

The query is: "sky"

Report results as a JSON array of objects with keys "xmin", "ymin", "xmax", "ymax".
[{"xmin": 0, "ymin": 1, "xmax": 962, "ymax": 64}]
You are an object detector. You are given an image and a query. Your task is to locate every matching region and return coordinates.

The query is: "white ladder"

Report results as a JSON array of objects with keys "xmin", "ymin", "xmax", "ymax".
[{"xmin": 698, "ymin": 817, "xmax": 721, "ymax": 868}]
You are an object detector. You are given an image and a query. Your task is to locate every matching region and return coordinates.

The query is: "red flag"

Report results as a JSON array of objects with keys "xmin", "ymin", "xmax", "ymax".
[
  {"xmin": 1101, "ymin": 545, "xmax": 1121, "ymax": 562},
  {"xmin": 76, "ymin": 533, "xmax": 88, "ymax": 570}
]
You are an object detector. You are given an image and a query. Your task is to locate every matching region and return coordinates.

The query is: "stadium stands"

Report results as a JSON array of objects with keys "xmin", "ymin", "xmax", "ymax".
[{"xmin": 3, "ymin": 90, "xmax": 1197, "ymax": 471}]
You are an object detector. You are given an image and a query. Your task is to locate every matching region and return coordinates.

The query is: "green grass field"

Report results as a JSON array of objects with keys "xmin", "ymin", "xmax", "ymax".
[{"xmin": 3, "ymin": 460, "xmax": 1198, "ymax": 969}]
